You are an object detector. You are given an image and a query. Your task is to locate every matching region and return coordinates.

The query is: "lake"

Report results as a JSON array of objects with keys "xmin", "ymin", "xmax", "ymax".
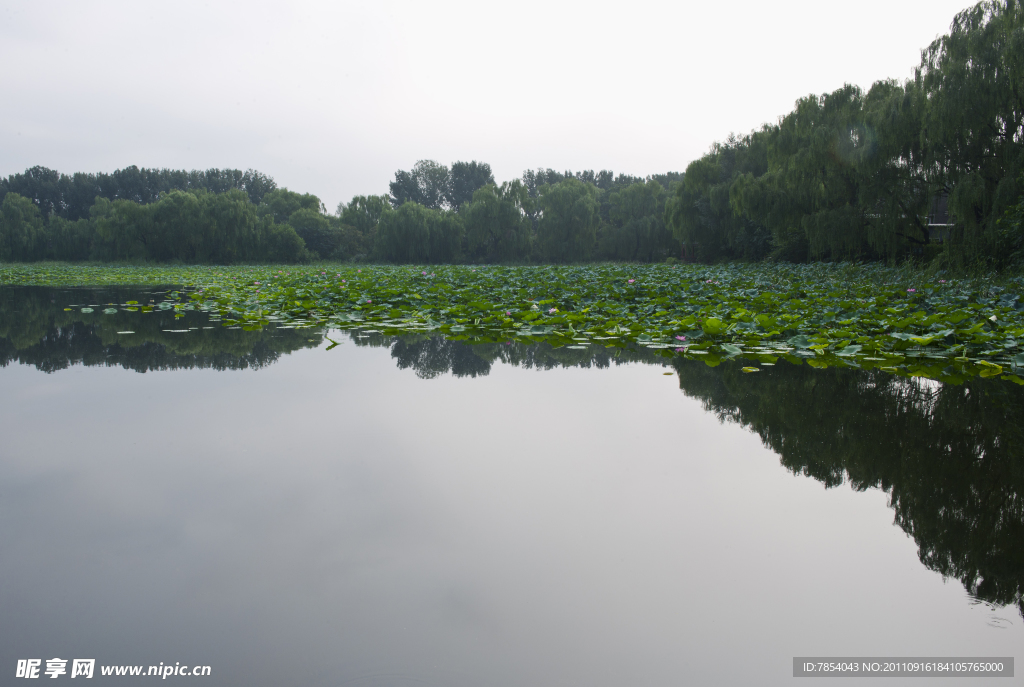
[{"xmin": 1, "ymin": 286, "xmax": 1021, "ymax": 685}]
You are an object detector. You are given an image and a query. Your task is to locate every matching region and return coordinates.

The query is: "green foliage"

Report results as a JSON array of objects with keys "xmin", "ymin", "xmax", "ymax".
[
  {"xmin": 5, "ymin": 280, "xmax": 1022, "ymax": 613},
  {"xmin": 0, "ymin": 193, "xmax": 46, "ymax": 261},
  {"xmin": 0, "ymin": 165, "xmax": 277, "ymax": 220},
  {"xmin": 537, "ymin": 178, "xmax": 600, "ymax": 262},
  {"xmin": 88, "ymin": 189, "xmax": 266, "ymax": 263},
  {"xmin": 919, "ymin": 0, "xmax": 1024, "ymax": 268},
  {"xmin": 389, "ymin": 160, "xmax": 451, "ymax": 210},
  {"xmin": 45, "ymin": 216, "xmax": 94, "ymax": 261},
  {"xmin": 463, "ymin": 181, "xmax": 532, "ymax": 263},
  {"xmin": 287, "ymin": 208, "xmax": 338, "ymax": 259},
  {"xmin": 374, "ymin": 202, "xmax": 464, "ymax": 263},
  {"xmin": 4, "ymin": 1, "xmax": 1019, "ymax": 270},
  {"xmin": 338, "ymin": 195, "xmax": 389, "ymax": 239},
  {"xmin": 89, "ymin": 196, "xmax": 154, "ymax": 261},
  {"xmin": 667, "ymin": 0, "xmax": 1024, "ymax": 268},
  {"xmin": 258, "ymin": 220, "xmax": 307, "ymax": 262},
  {"xmin": 600, "ymin": 180, "xmax": 678, "ymax": 261},
  {"xmin": 4, "ymin": 261, "xmax": 1020, "ymax": 383},
  {"xmin": 668, "ymin": 133, "xmax": 772, "ymax": 261},
  {"xmin": 1, "ymin": 161, "xmax": 685, "ymax": 265},
  {"xmin": 447, "ymin": 161, "xmax": 495, "ymax": 209},
  {"xmin": 195, "ymin": 190, "xmax": 262, "ymax": 263},
  {"xmin": 0, "ymin": 285, "xmax": 321, "ymax": 371},
  {"xmin": 1000, "ymin": 174, "xmax": 1024, "ymax": 264},
  {"xmin": 259, "ymin": 189, "xmax": 324, "ymax": 224},
  {"xmin": 389, "ymin": 160, "xmax": 495, "ymax": 211}
]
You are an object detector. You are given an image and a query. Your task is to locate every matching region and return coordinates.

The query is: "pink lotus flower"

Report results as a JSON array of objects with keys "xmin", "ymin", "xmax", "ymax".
[
  {"xmin": 628, "ymin": 279, "xmax": 635, "ymax": 284},
  {"xmin": 939, "ymin": 279, "xmax": 947, "ymax": 283},
  {"xmin": 422, "ymin": 271, "xmax": 428, "ymax": 275},
  {"xmin": 675, "ymin": 335, "xmax": 686, "ymax": 341},
  {"xmin": 505, "ymin": 311, "xmax": 511, "ymax": 316},
  {"xmin": 548, "ymin": 307, "xmax": 557, "ymax": 314},
  {"xmin": 907, "ymin": 288, "xmax": 916, "ymax": 293},
  {"xmin": 366, "ymin": 299, "xmax": 372, "ymax": 304}
]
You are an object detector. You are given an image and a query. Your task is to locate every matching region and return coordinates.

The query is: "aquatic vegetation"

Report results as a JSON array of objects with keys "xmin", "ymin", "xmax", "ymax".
[{"xmin": 2, "ymin": 261, "xmax": 1023, "ymax": 384}]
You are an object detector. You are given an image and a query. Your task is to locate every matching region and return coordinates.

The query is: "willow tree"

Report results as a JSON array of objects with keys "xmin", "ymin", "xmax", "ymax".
[
  {"xmin": 375, "ymin": 202, "xmax": 463, "ymax": 263},
  {"xmin": 0, "ymin": 193, "xmax": 46, "ymax": 261},
  {"xmin": 338, "ymin": 195, "xmax": 390, "ymax": 238},
  {"xmin": 89, "ymin": 196, "xmax": 155, "ymax": 261},
  {"xmin": 463, "ymin": 181, "xmax": 532, "ymax": 263},
  {"xmin": 259, "ymin": 189, "xmax": 324, "ymax": 224},
  {"xmin": 855, "ymin": 78, "xmax": 932, "ymax": 257},
  {"xmin": 735, "ymin": 86, "xmax": 880, "ymax": 261},
  {"xmin": 666, "ymin": 132, "xmax": 770, "ymax": 262},
  {"xmin": 536, "ymin": 178, "xmax": 600, "ymax": 262},
  {"xmin": 919, "ymin": 0, "xmax": 1024, "ymax": 267},
  {"xmin": 600, "ymin": 180, "xmax": 678, "ymax": 262}
]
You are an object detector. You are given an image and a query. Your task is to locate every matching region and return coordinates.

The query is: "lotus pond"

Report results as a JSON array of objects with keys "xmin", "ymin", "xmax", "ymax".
[
  {"xmin": 1, "ymin": 277, "xmax": 1022, "ymax": 686},
  {"xmin": 3, "ymin": 261, "xmax": 1023, "ymax": 384}
]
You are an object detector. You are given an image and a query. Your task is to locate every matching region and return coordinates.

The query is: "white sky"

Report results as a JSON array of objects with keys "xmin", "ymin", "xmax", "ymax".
[{"xmin": 1, "ymin": 0, "xmax": 972, "ymax": 210}]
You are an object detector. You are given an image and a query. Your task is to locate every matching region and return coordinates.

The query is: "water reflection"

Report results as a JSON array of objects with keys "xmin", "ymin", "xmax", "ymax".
[
  {"xmin": 0, "ymin": 286, "xmax": 322, "ymax": 373},
  {"xmin": 669, "ymin": 361, "xmax": 1024, "ymax": 618},
  {"xmin": 3, "ymin": 286, "xmax": 1023, "ymax": 621},
  {"xmin": 355, "ymin": 329, "xmax": 1024, "ymax": 618}
]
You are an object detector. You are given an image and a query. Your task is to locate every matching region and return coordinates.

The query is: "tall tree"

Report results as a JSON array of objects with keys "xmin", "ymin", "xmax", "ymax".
[
  {"xmin": 389, "ymin": 160, "xmax": 450, "ymax": 209},
  {"xmin": 537, "ymin": 178, "xmax": 600, "ymax": 262},
  {"xmin": 288, "ymin": 208, "xmax": 341, "ymax": 260},
  {"xmin": 338, "ymin": 195, "xmax": 390, "ymax": 238},
  {"xmin": 0, "ymin": 193, "xmax": 46, "ymax": 261},
  {"xmin": 446, "ymin": 161, "xmax": 495, "ymax": 209},
  {"xmin": 375, "ymin": 201, "xmax": 463, "ymax": 263},
  {"xmin": 918, "ymin": 0, "xmax": 1024, "ymax": 267},
  {"xmin": 667, "ymin": 132, "xmax": 771, "ymax": 261},
  {"xmin": 463, "ymin": 181, "xmax": 532, "ymax": 263},
  {"xmin": 259, "ymin": 189, "xmax": 324, "ymax": 224},
  {"xmin": 600, "ymin": 180, "xmax": 678, "ymax": 261}
]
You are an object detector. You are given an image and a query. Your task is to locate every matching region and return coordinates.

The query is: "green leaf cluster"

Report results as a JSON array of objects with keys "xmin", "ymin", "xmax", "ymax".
[{"xmin": 4, "ymin": 261, "xmax": 1022, "ymax": 383}]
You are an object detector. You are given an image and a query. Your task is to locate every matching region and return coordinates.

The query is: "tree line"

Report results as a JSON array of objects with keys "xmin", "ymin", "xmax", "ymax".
[
  {"xmin": 669, "ymin": 0, "xmax": 1024, "ymax": 269},
  {"xmin": 2, "ymin": 0, "xmax": 1021, "ymax": 267},
  {"xmin": 0, "ymin": 159, "xmax": 684, "ymax": 264},
  {"xmin": 374, "ymin": 160, "xmax": 684, "ymax": 263}
]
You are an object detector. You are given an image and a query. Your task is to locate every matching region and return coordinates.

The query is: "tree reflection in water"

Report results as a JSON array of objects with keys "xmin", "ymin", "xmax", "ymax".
[
  {"xmin": 0, "ymin": 285, "xmax": 322, "ymax": 373},
  {"xmin": 3, "ymin": 285, "xmax": 1022, "ymax": 617},
  {"xmin": 353, "ymin": 331, "xmax": 1024, "ymax": 618}
]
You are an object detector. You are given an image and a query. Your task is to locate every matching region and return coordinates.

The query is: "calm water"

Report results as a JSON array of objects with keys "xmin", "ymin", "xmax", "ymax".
[{"xmin": 1, "ymin": 287, "xmax": 1021, "ymax": 686}]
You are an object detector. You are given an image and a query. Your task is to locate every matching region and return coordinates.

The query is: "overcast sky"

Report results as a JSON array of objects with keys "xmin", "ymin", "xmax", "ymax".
[{"xmin": 1, "ymin": 0, "xmax": 972, "ymax": 210}]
